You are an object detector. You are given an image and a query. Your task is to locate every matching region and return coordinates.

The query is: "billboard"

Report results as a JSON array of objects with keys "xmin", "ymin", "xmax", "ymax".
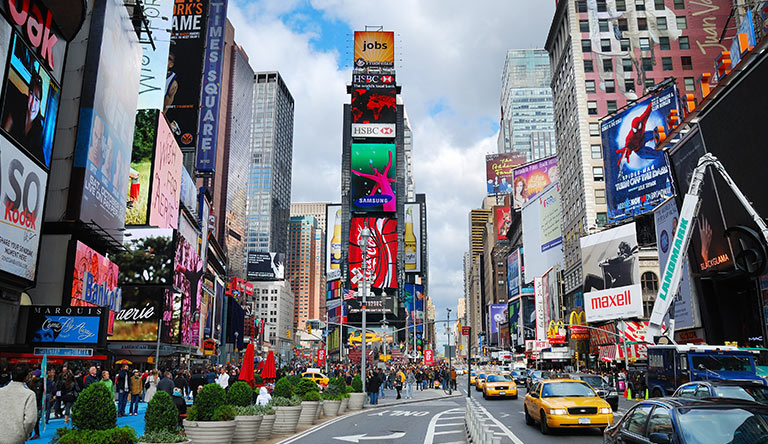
[
  {"xmin": 175, "ymin": 232, "xmax": 203, "ymax": 346},
  {"xmin": 509, "ymin": 298, "xmax": 521, "ymax": 346},
  {"xmin": 161, "ymin": 288, "xmax": 182, "ymax": 344},
  {"xmin": 350, "ymin": 143, "xmax": 396, "ymax": 212},
  {"xmin": 521, "ymin": 182, "xmax": 563, "ymax": 284},
  {"xmin": 507, "ymin": 249, "xmax": 521, "ymax": 299},
  {"xmin": 246, "ymin": 252, "xmax": 285, "ymax": 280},
  {"xmin": 512, "ymin": 156, "xmax": 559, "ymax": 208},
  {"xmin": 353, "ymin": 31, "xmax": 394, "ymax": 69},
  {"xmin": 72, "ymin": 0, "xmax": 141, "ymax": 233},
  {"xmin": 0, "ymin": 136, "xmax": 47, "ymax": 281},
  {"xmin": 351, "ymin": 88, "xmax": 396, "ymax": 125},
  {"xmin": 148, "ymin": 115, "xmax": 182, "ymax": 228},
  {"xmin": 326, "ymin": 297, "xmax": 347, "ymax": 324},
  {"xmin": 136, "ymin": 0, "xmax": 174, "ymax": 110},
  {"xmin": 69, "ymin": 241, "xmax": 122, "ymax": 312},
  {"xmin": 600, "ymin": 86, "xmax": 679, "ymax": 221},
  {"xmin": 346, "ymin": 292, "xmax": 395, "ymax": 314},
  {"xmin": 109, "ymin": 286, "xmax": 164, "ymax": 341},
  {"xmin": 114, "ymin": 228, "xmax": 174, "ymax": 285},
  {"xmin": 489, "ymin": 304, "xmax": 507, "ymax": 335},
  {"xmin": 404, "ymin": 203, "xmax": 421, "ymax": 272},
  {"xmin": 534, "ymin": 276, "xmax": 546, "ymax": 341},
  {"xmin": 352, "ymin": 124, "xmax": 395, "ymax": 139},
  {"xmin": 165, "ymin": 0, "xmax": 208, "ymax": 151},
  {"xmin": 326, "ymin": 279, "xmax": 341, "ymax": 300},
  {"xmin": 196, "ymin": 0, "xmax": 228, "ymax": 172},
  {"xmin": 581, "ymin": 222, "xmax": 643, "ymax": 322},
  {"xmin": 126, "ymin": 110, "xmax": 157, "ymax": 225},
  {"xmin": 27, "ymin": 306, "xmax": 105, "ymax": 345},
  {"xmin": 179, "ymin": 166, "xmax": 198, "ymax": 217},
  {"xmin": 522, "ymin": 293, "xmax": 535, "ymax": 340},
  {"xmin": 349, "ymin": 217, "xmax": 397, "ymax": 289},
  {"xmin": 351, "ymin": 73, "xmax": 396, "ymax": 89},
  {"xmin": 325, "ymin": 204, "xmax": 342, "ymax": 280},
  {"xmin": 495, "ymin": 206, "xmax": 511, "ymax": 240},
  {"xmin": 486, "ymin": 153, "xmax": 527, "ymax": 195}
]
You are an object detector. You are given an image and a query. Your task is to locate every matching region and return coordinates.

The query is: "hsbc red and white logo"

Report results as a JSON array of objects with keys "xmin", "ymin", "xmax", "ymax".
[
  {"xmin": 352, "ymin": 124, "xmax": 396, "ymax": 138},
  {"xmin": 351, "ymin": 73, "xmax": 397, "ymax": 89},
  {"xmin": 584, "ymin": 284, "xmax": 643, "ymax": 322}
]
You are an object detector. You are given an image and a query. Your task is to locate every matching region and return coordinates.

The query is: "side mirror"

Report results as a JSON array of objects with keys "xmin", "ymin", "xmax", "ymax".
[{"xmin": 649, "ymin": 433, "xmax": 672, "ymax": 444}]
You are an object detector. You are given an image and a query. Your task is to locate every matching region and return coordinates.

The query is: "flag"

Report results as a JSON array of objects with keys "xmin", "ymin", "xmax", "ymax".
[{"xmin": 343, "ymin": 289, "xmax": 356, "ymax": 300}]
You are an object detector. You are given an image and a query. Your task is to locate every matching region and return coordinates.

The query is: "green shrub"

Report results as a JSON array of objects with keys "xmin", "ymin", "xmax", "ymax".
[
  {"xmin": 144, "ymin": 391, "xmax": 178, "ymax": 433},
  {"xmin": 212, "ymin": 405, "xmax": 236, "ymax": 421},
  {"xmin": 227, "ymin": 381, "xmax": 253, "ymax": 407},
  {"xmin": 255, "ymin": 405, "xmax": 275, "ymax": 415},
  {"xmin": 58, "ymin": 426, "xmax": 137, "ymax": 444},
  {"xmin": 194, "ymin": 384, "xmax": 227, "ymax": 421},
  {"xmin": 272, "ymin": 377, "xmax": 293, "ymax": 398},
  {"xmin": 269, "ymin": 395, "xmax": 301, "ymax": 407},
  {"xmin": 321, "ymin": 392, "xmax": 343, "ymax": 401},
  {"xmin": 323, "ymin": 383, "xmax": 341, "ymax": 398},
  {"xmin": 254, "ymin": 374, "xmax": 263, "ymax": 385},
  {"xmin": 294, "ymin": 378, "xmax": 319, "ymax": 397},
  {"xmin": 233, "ymin": 404, "xmax": 261, "ymax": 416},
  {"xmin": 186, "ymin": 405, "xmax": 198, "ymax": 422},
  {"xmin": 301, "ymin": 391, "xmax": 321, "ymax": 402},
  {"xmin": 71, "ymin": 382, "xmax": 117, "ymax": 431},
  {"xmin": 330, "ymin": 377, "xmax": 347, "ymax": 394},
  {"xmin": 351, "ymin": 374, "xmax": 363, "ymax": 393},
  {"xmin": 137, "ymin": 430, "xmax": 188, "ymax": 443},
  {"xmin": 286, "ymin": 374, "xmax": 301, "ymax": 386}
]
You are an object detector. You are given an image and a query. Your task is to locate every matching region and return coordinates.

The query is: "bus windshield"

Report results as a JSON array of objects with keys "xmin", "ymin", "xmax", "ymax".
[{"xmin": 691, "ymin": 354, "xmax": 754, "ymax": 372}]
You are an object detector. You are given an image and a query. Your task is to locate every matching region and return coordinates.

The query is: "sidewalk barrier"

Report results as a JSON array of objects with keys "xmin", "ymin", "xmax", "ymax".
[{"xmin": 466, "ymin": 400, "xmax": 496, "ymax": 444}]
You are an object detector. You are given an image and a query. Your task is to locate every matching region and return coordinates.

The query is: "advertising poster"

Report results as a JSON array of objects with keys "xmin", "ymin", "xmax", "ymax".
[
  {"xmin": 246, "ymin": 252, "xmax": 285, "ymax": 280},
  {"xmin": 512, "ymin": 156, "xmax": 559, "ymax": 208},
  {"xmin": 165, "ymin": 0, "xmax": 208, "ymax": 151},
  {"xmin": 543, "ymin": 266, "xmax": 559, "ymax": 324},
  {"xmin": 73, "ymin": 0, "xmax": 141, "ymax": 233},
  {"xmin": 326, "ymin": 298, "xmax": 347, "ymax": 324},
  {"xmin": 0, "ymin": 1, "xmax": 66, "ymax": 80},
  {"xmin": 178, "ymin": 212, "xmax": 199, "ymax": 252},
  {"xmin": 351, "ymin": 88, "xmax": 396, "ymax": 125},
  {"xmin": 27, "ymin": 306, "xmax": 104, "ymax": 345},
  {"xmin": 109, "ymin": 286, "xmax": 164, "ymax": 341},
  {"xmin": 326, "ymin": 279, "xmax": 341, "ymax": 300},
  {"xmin": 325, "ymin": 204, "xmax": 342, "ymax": 280},
  {"xmin": 350, "ymin": 143, "xmax": 397, "ymax": 212},
  {"xmin": 534, "ymin": 277, "xmax": 546, "ymax": 341},
  {"xmin": 70, "ymin": 241, "xmax": 122, "ymax": 312},
  {"xmin": 346, "ymin": 292, "xmax": 395, "ymax": 314},
  {"xmin": 196, "ymin": 0, "xmax": 228, "ymax": 172},
  {"xmin": 509, "ymin": 298, "xmax": 521, "ymax": 345},
  {"xmin": 489, "ymin": 304, "xmax": 507, "ymax": 336},
  {"xmin": 507, "ymin": 249, "xmax": 521, "ymax": 299},
  {"xmin": 521, "ymin": 182, "xmax": 563, "ymax": 284},
  {"xmin": 114, "ymin": 228, "xmax": 174, "ymax": 285},
  {"xmin": 349, "ymin": 217, "xmax": 397, "ymax": 289},
  {"xmin": 126, "ymin": 110, "xmax": 157, "ymax": 225},
  {"xmin": 0, "ymin": 136, "xmax": 47, "ymax": 281},
  {"xmin": 179, "ymin": 166, "xmax": 198, "ymax": 217},
  {"xmin": 353, "ymin": 31, "xmax": 394, "ymax": 69},
  {"xmin": 486, "ymin": 153, "xmax": 527, "ymax": 195},
  {"xmin": 495, "ymin": 206, "xmax": 511, "ymax": 240},
  {"xmin": 403, "ymin": 283, "xmax": 424, "ymax": 325},
  {"xmin": 136, "ymin": 0, "xmax": 174, "ymax": 110},
  {"xmin": 174, "ymin": 233, "xmax": 203, "ymax": 346},
  {"xmin": 161, "ymin": 288, "xmax": 181, "ymax": 344},
  {"xmin": 522, "ymin": 293, "xmax": 535, "ymax": 340},
  {"xmin": 404, "ymin": 203, "xmax": 421, "ymax": 272},
  {"xmin": 148, "ymin": 115, "xmax": 182, "ymax": 228},
  {"xmin": 654, "ymin": 198, "xmax": 697, "ymax": 329},
  {"xmin": 600, "ymin": 86, "xmax": 679, "ymax": 221},
  {"xmin": 352, "ymin": 73, "xmax": 396, "ymax": 89},
  {"xmin": 581, "ymin": 222, "xmax": 643, "ymax": 322}
]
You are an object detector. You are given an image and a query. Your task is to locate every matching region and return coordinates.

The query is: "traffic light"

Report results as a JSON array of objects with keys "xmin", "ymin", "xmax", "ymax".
[
  {"xmin": 287, "ymin": 329, "xmax": 291, "ymax": 338},
  {"xmin": 307, "ymin": 325, "xmax": 312, "ymax": 335},
  {"xmin": 575, "ymin": 352, "xmax": 579, "ymax": 361}
]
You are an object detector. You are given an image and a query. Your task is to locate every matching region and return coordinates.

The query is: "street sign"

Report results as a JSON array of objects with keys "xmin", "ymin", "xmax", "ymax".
[
  {"xmin": 202, "ymin": 339, "xmax": 216, "ymax": 356},
  {"xmin": 462, "ymin": 326, "xmax": 470, "ymax": 336},
  {"xmin": 317, "ymin": 348, "xmax": 326, "ymax": 365},
  {"xmin": 424, "ymin": 349, "xmax": 434, "ymax": 365},
  {"xmin": 33, "ymin": 348, "xmax": 93, "ymax": 357}
]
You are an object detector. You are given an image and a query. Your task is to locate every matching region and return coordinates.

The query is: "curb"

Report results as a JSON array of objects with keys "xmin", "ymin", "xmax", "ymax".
[{"xmin": 362, "ymin": 393, "xmax": 463, "ymax": 409}]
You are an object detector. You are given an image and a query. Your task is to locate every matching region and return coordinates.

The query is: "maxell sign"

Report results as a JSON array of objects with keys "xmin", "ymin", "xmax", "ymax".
[
  {"xmin": 352, "ymin": 123, "xmax": 396, "ymax": 138},
  {"xmin": 584, "ymin": 284, "xmax": 643, "ymax": 322}
]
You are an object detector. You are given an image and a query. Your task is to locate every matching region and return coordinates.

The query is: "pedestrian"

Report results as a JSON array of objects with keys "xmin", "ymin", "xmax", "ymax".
[
  {"xmin": 101, "ymin": 370, "xmax": 114, "ymax": 396},
  {"xmin": 216, "ymin": 366, "xmax": 230, "ymax": 390},
  {"xmin": 116, "ymin": 365, "xmax": 130, "ymax": 417},
  {"xmin": 405, "ymin": 368, "xmax": 415, "ymax": 400},
  {"xmin": 395, "ymin": 368, "xmax": 404, "ymax": 399},
  {"xmin": 157, "ymin": 371, "xmax": 175, "ymax": 396},
  {"xmin": 144, "ymin": 369, "xmax": 159, "ymax": 403},
  {"xmin": 27, "ymin": 369, "xmax": 43, "ymax": 440},
  {"xmin": 256, "ymin": 386, "xmax": 272, "ymax": 406},
  {"xmin": 377, "ymin": 368, "xmax": 386, "ymax": 399},
  {"xmin": 83, "ymin": 366, "xmax": 99, "ymax": 388},
  {"xmin": 129, "ymin": 370, "xmax": 143, "ymax": 416},
  {"xmin": 60, "ymin": 373, "xmax": 78, "ymax": 424},
  {"xmin": 450, "ymin": 368, "xmax": 457, "ymax": 390},
  {"xmin": 44, "ymin": 368, "xmax": 57, "ymax": 424},
  {"xmin": 174, "ymin": 371, "xmax": 189, "ymax": 397},
  {"xmin": 189, "ymin": 367, "xmax": 206, "ymax": 401},
  {"xmin": 0, "ymin": 366, "xmax": 38, "ymax": 442},
  {"xmin": 171, "ymin": 387, "xmax": 187, "ymax": 426},
  {"xmin": 366, "ymin": 370, "xmax": 380, "ymax": 405}
]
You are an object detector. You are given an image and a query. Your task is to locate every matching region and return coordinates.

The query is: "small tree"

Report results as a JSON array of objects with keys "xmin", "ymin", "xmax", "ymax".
[
  {"xmin": 71, "ymin": 382, "xmax": 117, "ymax": 431},
  {"xmin": 294, "ymin": 378, "xmax": 319, "ymax": 398},
  {"xmin": 227, "ymin": 381, "xmax": 253, "ymax": 407},
  {"xmin": 145, "ymin": 391, "xmax": 178, "ymax": 433},
  {"xmin": 194, "ymin": 384, "xmax": 227, "ymax": 421},
  {"xmin": 351, "ymin": 374, "xmax": 363, "ymax": 393},
  {"xmin": 272, "ymin": 377, "xmax": 293, "ymax": 399}
]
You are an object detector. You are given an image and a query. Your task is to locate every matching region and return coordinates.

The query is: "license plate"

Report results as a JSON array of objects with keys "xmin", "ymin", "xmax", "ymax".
[
  {"xmin": 578, "ymin": 417, "xmax": 591, "ymax": 425},
  {"xmin": 499, "ymin": 391, "xmax": 505, "ymax": 395}
]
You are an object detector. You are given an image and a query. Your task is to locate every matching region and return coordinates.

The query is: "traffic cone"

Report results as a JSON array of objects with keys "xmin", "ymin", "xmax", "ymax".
[
  {"xmin": 626, "ymin": 388, "xmax": 632, "ymax": 401},
  {"xmin": 645, "ymin": 389, "xmax": 649, "ymax": 400},
  {"xmin": 623, "ymin": 387, "xmax": 628, "ymax": 399}
]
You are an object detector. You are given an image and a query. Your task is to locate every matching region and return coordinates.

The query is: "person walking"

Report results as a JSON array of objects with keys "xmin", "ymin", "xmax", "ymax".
[
  {"xmin": 174, "ymin": 371, "xmax": 189, "ymax": 398},
  {"xmin": 144, "ymin": 369, "xmax": 159, "ymax": 403},
  {"xmin": 129, "ymin": 370, "xmax": 143, "ymax": 416},
  {"xmin": 0, "ymin": 366, "xmax": 38, "ymax": 443},
  {"xmin": 405, "ymin": 369, "xmax": 415, "ymax": 400},
  {"xmin": 116, "ymin": 365, "xmax": 130, "ymax": 417},
  {"xmin": 189, "ymin": 367, "xmax": 206, "ymax": 401},
  {"xmin": 366, "ymin": 370, "xmax": 380, "ymax": 405},
  {"xmin": 216, "ymin": 366, "xmax": 230, "ymax": 390},
  {"xmin": 395, "ymin": 368, "xmax": 405, "ymax": 400},
  {"xmin": 83, "ymin": 366, "xmax": 99, "ymax": 388},
  {"xmin": 27, "ymin": 370, "xmax": 43, "ymax": 440},
  {"xmin": 157, "ymin": 371, "xmax": 175, "ymax": 396},
  {"xmin": 450, "ymin": 367, "xmax": 457, "ymax": 390},
  {"xmin": 101, "ymin": 370, "xmax": 114, "ymax": 395},
  {"xmin": 44, "ymin": 368, "xmax": 57, "ymax": 424},
  {"xmin": 60, "ymin": 373, "xmax": 78, "ymax": 425}
]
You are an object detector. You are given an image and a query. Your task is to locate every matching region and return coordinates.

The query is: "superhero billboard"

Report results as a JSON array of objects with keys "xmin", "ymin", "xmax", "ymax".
[
  {"xmin": 600, "ymin": 85, "xmax": 679, "ymax": 221},
  {"xmin": 486, "ymin": 153, "xmax": 527, "ymax": 195},
  {"xmin": 349, "ymin": 217, "xmax": 397, "ymax": 290},
  {"xmin": 353, "ymin": 31, "xmax": 394, "ymax": 69},
  {"xmin": 350, "ymin": 143, "xmax": 396, "ymax": 212}
]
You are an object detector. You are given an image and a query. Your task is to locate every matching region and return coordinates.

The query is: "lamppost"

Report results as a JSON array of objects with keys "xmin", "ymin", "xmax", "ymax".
[
  {"xmin": 359, "ymin": 227, "xmax": 371, "ymax": 398},
  {"xmin": 446, "ymin": 308, "xmax": 452, "ymax": 395}
]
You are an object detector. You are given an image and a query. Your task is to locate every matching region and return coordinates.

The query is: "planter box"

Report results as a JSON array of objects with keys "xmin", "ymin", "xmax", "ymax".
[
  {"xmin": 273, "ymin": 404, "xmax": 302, "ymax": 435},
  {"xmin": 232, "ymin": 415, "xmax": 263, "ymax": 444},
  {"xmin": 256, "ymin": 414, "xmax": 275, "ymax": 441},
  {"xmin": 316, "ymin": 400, "xmax": 324, "ymax": 419},
  {"xmin": 338, "ymin": 397, "xmax": 348, "ymax": 414},
  {"xmin": 347, "ymin": 392, "xmax": 365, "ymax": 410},
  {"xmin": 298, "ymin": 401, "xmax": 319, "ymax": 425},
  {"xmin": 322, "ymin": 399, "xmax": 341, "ymax": 417},
  {"xmin": 183, "ymin": 419, "xmax": 236, "ymax": 444}
]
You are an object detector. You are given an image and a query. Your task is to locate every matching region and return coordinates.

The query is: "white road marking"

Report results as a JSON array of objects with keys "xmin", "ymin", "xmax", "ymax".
[
  {"xmin": 433, "ymin": 430, "xmax": 464, "ymax": 436},
  {"xmin": 435, "ymin": 422, "xmax": 464, "ymax": 427},
  {"xmin": 423, "ymin": 407, "xmax": 465, "ymax": 444},
  {"xmin": 334, "ymin": 432, "xmax": 407, "ymax": 442},
  {"xmin": 468, "ymin": 399, "xmax": 525, "ymax": 444}
]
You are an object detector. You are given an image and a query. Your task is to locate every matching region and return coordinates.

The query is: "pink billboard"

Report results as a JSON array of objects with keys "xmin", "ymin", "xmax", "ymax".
[
  {"xmin": 512, "ymin": 156, "xmax": 559, "ymax": 208},
  {"xmin": 148, "ymin": 116, "xmax": 182, "ymax": 228},
  {"xmin": 70, "ymin": 241, "xmax": 122, "ymax": 313},
  {"xmin": 174, "ymin": 233, "xmax": 203, "ymax": 346}
]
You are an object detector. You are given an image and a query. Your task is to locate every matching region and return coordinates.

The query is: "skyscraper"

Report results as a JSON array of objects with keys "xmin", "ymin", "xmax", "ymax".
[
  {"xmin": 246, "ymin": 72, "xmax": 295, "ymax": 256},
  {"xmin": 290, "ymin": 202, "xmax": 331, "ymax": 321},
  {"xmin": 287, "ymin": 216, "xmax": 320, "ymax": 330},
  {"xmin": 497, "ymin": 49, "xmax": 556, "ymax": 161}
]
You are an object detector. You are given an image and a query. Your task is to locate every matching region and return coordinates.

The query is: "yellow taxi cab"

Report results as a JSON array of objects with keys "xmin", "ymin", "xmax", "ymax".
[
  {"xmin": 483, "ymin": 373, "xmax": 517, "ymax": 399},
  {"xmin": 474, "ymin": 373, "xmax": 488, "ymax": 391},
  {"xmin": 469, "ymin": 372, "xmax": 477, "ymax": 385},
  {"xmin": 523, "ymin": 379, "xmax": 613, "ymax": 435},
  {"xmin": 301, "ymin": 368, "xmax": 329, "ymax": 387}
]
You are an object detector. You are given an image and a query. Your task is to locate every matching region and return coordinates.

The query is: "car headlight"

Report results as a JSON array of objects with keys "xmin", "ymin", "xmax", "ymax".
[
  {"xmin": 608, "ymin": 391, "xmax": 618, "ymax": 396},
  {"xmin": 547, "ymin": 408, "xmax": 567, "ymax": 415},
  {"xmin": 599, "ymin": 408, "xmax": 612, "ymax": 414}
]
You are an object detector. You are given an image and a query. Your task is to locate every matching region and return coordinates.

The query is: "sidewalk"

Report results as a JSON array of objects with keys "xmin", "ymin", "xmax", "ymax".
[
  {"xmin": 366, "ymin": 385, "xmax": 460, "ymax": 408},
  {"xmin": 28, "ymin": 400, "xmax": 153, "ymax": 443}
]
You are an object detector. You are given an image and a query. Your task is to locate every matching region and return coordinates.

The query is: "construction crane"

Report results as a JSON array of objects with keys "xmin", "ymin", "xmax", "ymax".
[{"xmin": 645, "ymin": 153, "xmax": 768, "ymax": 342}]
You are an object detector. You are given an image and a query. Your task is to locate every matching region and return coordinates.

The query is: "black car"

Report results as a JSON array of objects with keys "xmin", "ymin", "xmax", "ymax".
[
  {"xmin": 525, "ymin": 370, "xmax": 552, "ymax": 390},
  {"xmin": 604, "ymin": 397, "xmax": 768, "ymax": 444},
  {"xmin": 568, "ymin": 373, "xmax": 619, "ymax": 411},
  {"xmin": 510, "ymin": 369, "xmax": 528, "ymax": 386},
  {"xmin": 673, "ymin": 380, "xmax": 768, "ymax": 404}
]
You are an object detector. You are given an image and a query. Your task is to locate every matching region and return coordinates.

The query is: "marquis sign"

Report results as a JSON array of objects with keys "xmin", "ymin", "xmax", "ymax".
[{"xmin": 27, "ymin": 305, "xmax": 105, "ymax": 345}]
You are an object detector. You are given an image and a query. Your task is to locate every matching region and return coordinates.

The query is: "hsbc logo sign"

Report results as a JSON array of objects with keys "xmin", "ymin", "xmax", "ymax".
[
  {"xmin": 352, "ymin": 124, "xmax": 396, "ymax": 138},
  {"xmin": 584, "ymin": 284, "xmax": 643, "ymax": 322},
  {"xmin": 352, "ymin": 73, "xmax": 396, "ymax": 89}
]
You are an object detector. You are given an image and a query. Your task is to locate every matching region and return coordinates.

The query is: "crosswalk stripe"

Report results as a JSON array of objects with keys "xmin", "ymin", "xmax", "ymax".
[{"xmin": 433, "ymin": 430, "xmax": 464, "ymax": 435}]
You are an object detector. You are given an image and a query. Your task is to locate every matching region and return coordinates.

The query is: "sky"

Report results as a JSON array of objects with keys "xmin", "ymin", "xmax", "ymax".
[{"xmin": 228, "ymin": 0, "xmax": 556, "ymax": 350}]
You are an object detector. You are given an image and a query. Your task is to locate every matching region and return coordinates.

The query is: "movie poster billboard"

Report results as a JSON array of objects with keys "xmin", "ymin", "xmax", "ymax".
[
  {"xmin": 114, "ymin": 228, "xmax": 174, "ymax": 285},
  {"xmin": 486, "ymin": 153, "xmax": 527, "ymax": 195},
  {"xmin": 109, "ymin": 286, "xmax": 164, "ymax": 341},
  {"xmin": 174, "ymin": 232, "xmax": 203, "ymax": 346},
  {"xmin": 507, "ymin": 249, "xmax": 521, "ymax": 299},
  {"xmin": 522, "ymin": 293, "xmax": 535, "ymax": 340},
  {"xmin": 404, "ymin": 203, "xmax": 422, "ymax": 272},
  {"xmin": 325, "ymin": 204, "xmax": 342, "ymax": 280},
  {"xmin": 136, "ymin": 0, "xmax": 174, "ymax": 110},
  {"xmin": 27, "ymin": 306, "xmax": 105, "ymax": 345},
  {"xmin": 512, "ymin": 156, "xmax": 559, "ymax": 208},
  {"xmin": 350, "ymin": 144, "xmax": 396, "ymax": 212},
  {"xmin": 353, "ymin": 31, "xmax": 394, "ymax": 69},
  {"xmin": 246, "ymin": 252, "xmax": 285, "ymax": 280},
  {"xmin": 600, "ymin": 85, "xmax": 679, "ymax": 221},
  {"xmin": 165, "ymin": 0, "xmax": 208, "ymax": 151},
  {"xmin": 349, "ymin": 217, "xmax": 397, "ymax": 289},
  {"xmin": 72, "ymin": 0, "xmax": 141, "ymax": 233},
  {"xmin": 495, "ymin": 206, "xmax": 511, "ymax": 240},
  {"xmin": 0, "ymin": 136, "xmax": 47, "ymax": 281},
  {"xmin": 126, "ymin": 110, "xmax": 157, "ymax": 225},
  {"xmin": 69, "ymin": 241, "xmax": 122, "ymax": 312},
  {"xmin": 580, "ymin": 222, "xmax": 643, "ymax": 322},
  {"xmin": 148, "ymin": 115, "xmax": 182, "ymax": 228},
  {"xmin": 509, "ymin": 298, "xmax": 521, "ymax": 346},
  {"xmin": 521, "ymin": 182, "xmax": 563, "ymax": 284}
]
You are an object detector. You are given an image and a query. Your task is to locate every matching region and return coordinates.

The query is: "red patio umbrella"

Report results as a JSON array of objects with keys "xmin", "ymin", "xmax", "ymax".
[
  {"xmin": 239, "ymin": 342, "xmax": 256, "ymax": 388},
  {"xmin": 261, "ymin": 350, "xmax": 276, "ymax": 382}
]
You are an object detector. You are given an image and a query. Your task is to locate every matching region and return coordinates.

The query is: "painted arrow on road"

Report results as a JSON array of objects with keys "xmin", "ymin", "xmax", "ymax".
[{"xmin": 334, "ymin": 432, "xmax": 406, "ymax": 442}]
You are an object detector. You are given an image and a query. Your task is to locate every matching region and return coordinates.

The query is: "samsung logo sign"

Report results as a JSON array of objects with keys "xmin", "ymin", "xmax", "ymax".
[{"xmin": 352, "ymin": 124, "xmax": 396, "ymax": 138}]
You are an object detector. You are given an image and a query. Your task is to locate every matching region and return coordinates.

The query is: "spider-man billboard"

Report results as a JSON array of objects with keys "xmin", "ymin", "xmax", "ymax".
[
  {"xmin": 348, "ymin": 217, "xmax": 397, "ymax": 290},
  {"xmin": 350, "ymin": 143, "xmax": 396, "ymax": 212},
  {"xmin": 600, "ymin": 85, "xmax": 680, "ymax": 221}
]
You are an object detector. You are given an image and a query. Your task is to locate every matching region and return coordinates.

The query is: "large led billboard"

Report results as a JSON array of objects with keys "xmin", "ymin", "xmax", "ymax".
[
  {"xmin": 350, "ymin": 143, "xmax": 396, "ymax": 212},
  {"xmin": 27, "ymin": 306, "xmax": 105, "ymax": 345},
  {"xmin": 512, "ymin": 156, "xmax": 559, "ymax": 208},
  {"xmin": 136, "ymin": 0, "xmax": 174, "ymax": 110},
  {"xmin": 600, "ymin": 85, "xmax": 679, "ymax": 221},
  {"xmin": 126, "ymin": 110, "xmax": 157, "ymax": 225},
  {"xmin": 507, "ymin": 249, "xmax": 521, "ymax": 299},
  {"xmin": 246, "ymin": 252, "xmax": 285, "ymax": 280},
  {"xmin": 69, "ymin": 241, "xmax": 122, "ymax": 312},
  {"xmin": 486, "ymin": 153, "xmax": 528, "ymax": 195},
  {"xmin": 114, "ymin": 228, "xmax": 174, "ymax": 285},
  {"xmin": 351, "ymin": 88, "xmax": 396, "ymax": 125},
  {"xmin": 353, "ymin": 31, "xmax": 394, "ymax": 69},
  {"xmin": 349, "ymin": 217, "xmax": 397, "ymax": 289},
  {"xmin": 179, "ymin": 166, "xmax": 198, "ymax": 217},
  {"xmin": 109, "ymin": 286, "xmax": 164, "ymax": 342},
  {"xmin": 521, "ymin": 182, "xmax": 563, "ymax": 284},
  {"xmin": 404, "ymin": 203, "xmax": 422, "ymax": 273},
  {"xmin": 148, "ymin": 114, "xmax": 182, "ymax": 228},
  {"xmin": 495, "ymin": 206, "xmax": 511, "ymax": 240},
  {"xmin": 175, "ymin": 232, "xmax": 203, "ymax": 346},
  {"xmin": 325, "ymin": 204, "xmax": 342, "ymax": 281}
]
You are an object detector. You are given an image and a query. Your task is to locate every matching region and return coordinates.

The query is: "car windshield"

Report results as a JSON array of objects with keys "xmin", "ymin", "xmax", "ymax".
[
  {"xmin": 513, "ymin": 370, "xmax": 527, "ymax": 377},
  {"xmin": 541, "ymin": 382, "xmax": 596, "ymax": 398},
  {"xmin": 691, "ymin": 355, "xmax": 754, "ymax": 372},
  {"xmin": 477, "ymin": 374, "xmax": 486, "ymax": 379},
  {"xmin": 533, "ymin": 371, "xmax": 552, "ymax": 379},
  {"xmin": 714, "ymin": 386, "xmax": 768, "ymax": 403},
  {"xmin": 678, "ymin": 407, "xmax": 768, "ymax": 443},
  {"xmin": 578, "ymin": 375, "xmax": 607, "ymax": 387},
  {"xmin": 487, "ymin": 375, "xmax": 513, "ymax": 382}
]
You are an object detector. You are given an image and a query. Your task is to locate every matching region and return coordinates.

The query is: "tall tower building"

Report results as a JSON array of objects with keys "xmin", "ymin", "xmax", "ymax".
[
  {"xmin": 497, "ymin": 49, "xmax": 556, "ymax": 161},
  {"xmin": 545, "ymin": 0, "xmax": 732, "ymax": 295},
  {"xmin": 287, "ymin": 216, "xmax": 320, "ymax": 330},
  {"xmin": 402, "ymin": 104, "xmax": 415, "ymax": 202},
  {"xmin": 246, "ymin": 72, "xmax": 295, "ymax": 255},
  {"xmin": 290, "ymin": 202, "xmax": 331, "ymax": 321}
]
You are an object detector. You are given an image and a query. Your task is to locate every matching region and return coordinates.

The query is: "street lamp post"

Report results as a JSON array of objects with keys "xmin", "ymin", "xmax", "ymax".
[
  {"xmin": 447, "ymin": 308, "xmax": 452, "ymax": 395},
  {"xmin": 359, "ymin": 227, "xmax": 371, "ymax": 398}
]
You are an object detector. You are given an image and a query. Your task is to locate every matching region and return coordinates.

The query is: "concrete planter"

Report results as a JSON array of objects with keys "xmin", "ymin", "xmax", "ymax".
[
  {"xmin": 273, "ymin": 404, "xmax": 302, "ymax": 435},
  {"xmin": 347, "ymin": 393, "xmax": 365, "ymax": 410},
  {"xmin": 316, "ymin": 400, "xmax": 324, "ymax": 419},
  {"xmin": 138, "ymin": 442, "xmax": 189, "ymax": 444},
  {"xmin": 232, "ymin": 415, "xmax": 263, "ymax": 444},
  {"xmin": 183, "ymin": 419, "xmax": 236, "ymax": 444},
  {"xmin": 256, "ymin": 414, "xmax": 275, "ymax": 441},
  {"xmin": 338, "ymin": 396, "xmax": 348, "ymax": 414},
  {"xmin": 322, "ymin": 399, "xmax": 341, "ymax": 417},
  {"xmin": 298, "ymin": 401, "xmax": 319, "ymax": 425}
]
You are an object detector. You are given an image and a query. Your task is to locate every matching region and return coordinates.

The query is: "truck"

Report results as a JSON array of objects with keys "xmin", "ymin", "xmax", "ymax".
[{"xmin": 646, "ymin": 345, "xmax": 764, "ymax": 397}]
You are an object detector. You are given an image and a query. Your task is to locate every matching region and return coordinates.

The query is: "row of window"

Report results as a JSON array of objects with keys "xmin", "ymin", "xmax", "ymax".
[
  {"xmin": 582, "ymin": 35, "xmax": 691, "ymax": 54},
  {"xmin": 584, "ymin": 78, "xmax": 695, "ymax": 114},
  {"xmin": 577, "ymin": 0, "xmax": 686, "ymax": 13},
  {"xmin": 581, "ymin": 16, "xmax": 686, "ymax": 35}
]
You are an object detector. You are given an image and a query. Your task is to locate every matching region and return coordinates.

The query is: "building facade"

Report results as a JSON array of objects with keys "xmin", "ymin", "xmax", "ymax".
[
  {"xmin": 251, "ymin": 280, "xmax": 295, "ymax": 362},
  {"xmin": 287, "ymin": 216, "xmax": 320, "ymax": 330}
]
